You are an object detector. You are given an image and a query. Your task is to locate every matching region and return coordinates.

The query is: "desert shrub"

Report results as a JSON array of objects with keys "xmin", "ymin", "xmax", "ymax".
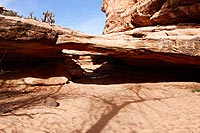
[
  {"xmin": 0, "ymin": 10, "xmax": 21, "ymax": 17},
  {"xmin": 33, "ymin": 16, "xmax": 38, "ymax": 21},
  {"xmin": 192, "ymin": 88, "xmax": 200, "ymax": 93}
]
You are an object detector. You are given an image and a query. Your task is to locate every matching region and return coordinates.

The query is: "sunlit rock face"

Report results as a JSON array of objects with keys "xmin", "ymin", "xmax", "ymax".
[
  {"xmin": 102, "ymin": 0, "xmax": 200, "ymax": 34},
  {"xmin": 58, "ymin": 24, "xmax": 200, "ymax": 68}
]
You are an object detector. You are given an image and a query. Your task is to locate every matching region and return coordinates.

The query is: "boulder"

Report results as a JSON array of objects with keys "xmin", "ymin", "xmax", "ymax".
[
  {"xmin": 102, "ymin": 0, "xmax": 200, "ymax": 34},
  {"xmin": 44, "ymin": 97, "xmax": 59, "ymax": 107}
]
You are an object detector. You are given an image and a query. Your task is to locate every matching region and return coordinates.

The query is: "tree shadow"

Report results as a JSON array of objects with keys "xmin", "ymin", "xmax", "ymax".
[
  {"xmin": 0, "ymin": 84, "xmax": 64, "ymax": 114},
  {"xmin": 47, "ymin": 84, "xmax": 179, "ymax": 133},
  {"xmin": 79, "ymin": 86, "xmax": 175, "ymax": 133},
  {"xmin": 73, "ymin": 62, "xmax": 200, "ymax": 85},
  {"xmin": 0, "ymin": 82, "xmax": 197, "ymax": 132}
]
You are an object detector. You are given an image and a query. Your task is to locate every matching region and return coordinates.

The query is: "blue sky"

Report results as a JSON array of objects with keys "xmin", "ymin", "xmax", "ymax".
[{"xmin": 0, "ymin": 0, "xmax": 105, "ymax": 35}]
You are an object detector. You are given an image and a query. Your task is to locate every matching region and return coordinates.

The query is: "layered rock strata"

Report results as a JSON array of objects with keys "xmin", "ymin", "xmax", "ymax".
[
  {"xmin": 0, "ymin": 12, "xmax": 200, "ymax": 86},
  {"xmin": 0, "ymin": 14, "xmax": 85, "ymax": 87},
  {"xmin": 58, "ymin": 24, "xmax": 200, "ymax": 68},
  {"xmin": 102, "ymin": 0, "xmax": 200, "ymax": 33}
]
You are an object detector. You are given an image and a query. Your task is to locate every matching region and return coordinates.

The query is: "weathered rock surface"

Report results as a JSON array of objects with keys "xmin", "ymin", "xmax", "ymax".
[
  {"xmin": 0, "ymin": 14, "xmax": 86, "ymax": 61},
  {"xmin": 58, "ymin": 24, "xmax": 200, "ymax": 67},
  {"xmin": 44, "ymin": 97, "xmax": 59, "ymax": 107},
  {"xmin": 0, "ymin": 14, "xmax": 85, "ymax": 84},
  {"xmin": 0, "ymin": 12, "xmax": 200, "ymax": 83},
  {"xmin": 102, "ymin": 0, "xmax": 200, "ymax": 33},
  {"xmin": 23, "ymin": 77, "xmax": 68, "ymax": 86},
  {"xmin": 0, "ymin": 5, "xmax": 200, "ymax": 133}
]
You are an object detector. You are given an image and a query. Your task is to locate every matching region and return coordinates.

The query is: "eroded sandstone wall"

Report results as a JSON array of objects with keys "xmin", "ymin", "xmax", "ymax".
[{"xmin": 102, "ymin": 0, "xmax": 200, "ymax": 34}]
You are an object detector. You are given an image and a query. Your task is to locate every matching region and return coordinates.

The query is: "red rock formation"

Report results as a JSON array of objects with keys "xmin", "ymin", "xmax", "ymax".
[
  {"xmin": 102, "ymin": 0, "xmax": 200, "ymax": 34},
  {"xmin": 58, "ymin": 24, "xmax": 200, "ymax": 67},
  {"xmin": 0, "ymin": 14, "xmax": 85, "ymax": 83},
  {"xmin": 0, "ymin": 5, "xmax": 200, "ymax": 85}
]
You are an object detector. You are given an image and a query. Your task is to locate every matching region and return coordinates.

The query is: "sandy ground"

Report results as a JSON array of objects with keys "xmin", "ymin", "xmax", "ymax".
[
  {"xmin": 0, "ymin": 63, "xmax": 200, "ymax": 133},
  {"xmin": 0, "ymin": 81, "xmax": 200, "ymax": 133}
]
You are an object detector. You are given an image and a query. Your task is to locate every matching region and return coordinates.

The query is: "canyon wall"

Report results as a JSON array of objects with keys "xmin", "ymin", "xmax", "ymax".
[{"xmin": 102, "ymin": 0, "xmax": 200, "ymax": 33}]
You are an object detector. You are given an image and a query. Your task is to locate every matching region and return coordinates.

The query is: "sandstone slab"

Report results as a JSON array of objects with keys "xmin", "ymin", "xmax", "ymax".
[
  {"xmin": 23, "ymin": 77, "xmax": 68, "ymax": 86},
  {"xmin": 0, "ymin": 14, "xmax": 86, "ymax": 60},
  {"xmin": 57, "ymin": 24, "xmax": 200, "ymax": 67}
]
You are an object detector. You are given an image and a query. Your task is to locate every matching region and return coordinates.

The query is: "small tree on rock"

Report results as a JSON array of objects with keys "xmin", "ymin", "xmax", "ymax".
[
  {"xmin": 28, "ymin": 12, "xmax": 33, "ymax": 19},
  {"xmin": 41, "ymin": 11, "xmax": 55, "ymax": 24},
  {"xmin": 48, "ymin": 12, "xmax": 55, "ymax": 24},
  {"xmin": 33, "ymin": 16, "xmax": 38, "ymax": 21},
  {"xmin": 42, "ymin": 10, "xmax": 49, "ymax": 22}
]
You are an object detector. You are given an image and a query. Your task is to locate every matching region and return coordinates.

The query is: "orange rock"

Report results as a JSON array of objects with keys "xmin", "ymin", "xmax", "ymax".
[
  {"xmin": 102, "ymin": 0, "xmax": 200, "ymax": 34},
  {"xmin": 23, "ymin": 77, "xmax": 68, "ymax": 86}
]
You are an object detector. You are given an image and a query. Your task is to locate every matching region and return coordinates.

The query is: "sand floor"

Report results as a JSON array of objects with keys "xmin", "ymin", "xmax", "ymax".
[{"xmin": 0, "ymin": 81, "xmax": 200, "ymax": 133}]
